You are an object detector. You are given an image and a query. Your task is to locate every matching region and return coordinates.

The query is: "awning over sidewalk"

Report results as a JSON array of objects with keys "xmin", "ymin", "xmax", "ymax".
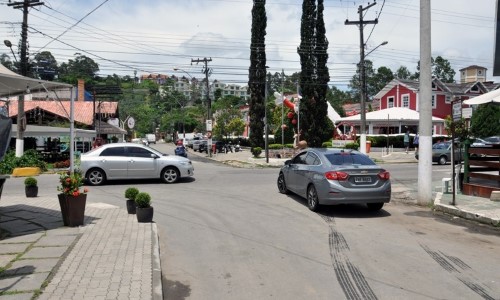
[{"xmin": 11, "ymin": 125, "xmax": 96, "ymax": 139}]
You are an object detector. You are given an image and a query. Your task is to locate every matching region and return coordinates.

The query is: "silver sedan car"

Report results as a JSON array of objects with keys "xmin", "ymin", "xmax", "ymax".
[
  {"xmin": 80, "ymin": 143, "xmax": 194, "ymax": 186},
  {"xmin": 277, "ymin": 148, "xmax": 391, "ymax": 211}
]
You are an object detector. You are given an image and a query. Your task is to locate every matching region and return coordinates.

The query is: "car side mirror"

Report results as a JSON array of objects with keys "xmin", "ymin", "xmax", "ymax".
[{"xmin": 285, "ymin": 160, "xmax": 292, "ymax": 166}]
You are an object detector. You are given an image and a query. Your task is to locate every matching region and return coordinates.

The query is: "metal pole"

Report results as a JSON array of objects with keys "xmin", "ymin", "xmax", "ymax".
[
  {"xmin": 359, "ymin": 6, "xmax": 367, "ymax": 154},
  {"xmin": 265, "ymin": 73, "xmax": 269, "ymax": 163},
  {"xmin": 281, "ymin": 69, "xmax": 284, "ymax": 150}
]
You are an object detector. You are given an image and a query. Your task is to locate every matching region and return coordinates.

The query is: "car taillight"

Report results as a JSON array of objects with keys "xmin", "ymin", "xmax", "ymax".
[
  {"xmin": 325, "ymin": 171, "xmax": 349, "ymax": 181},
  {"xmin": 378, "ymin": 171, "xmax": 390, "ymax": 180}
]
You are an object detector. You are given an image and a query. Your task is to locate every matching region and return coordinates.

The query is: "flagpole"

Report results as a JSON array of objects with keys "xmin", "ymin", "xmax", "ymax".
[
  {"xmin": 296, "ymin": 81, "xmax": 300, "ymax": 141},
  {"xmin": 281, "ymin": 69, "xmax": 284, "ymax": 150}
]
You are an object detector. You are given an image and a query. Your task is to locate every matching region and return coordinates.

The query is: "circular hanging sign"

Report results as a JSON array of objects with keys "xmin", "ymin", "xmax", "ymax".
[{"xmin": 127, "ymin": 117, "xmax": 135, "ymax": 129}]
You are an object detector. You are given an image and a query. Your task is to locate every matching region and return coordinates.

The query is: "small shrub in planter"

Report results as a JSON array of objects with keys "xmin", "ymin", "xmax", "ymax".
[
  {"xmin": 24, "ymin": 176, "xmax": 38, "ymax": 197},
  {"xmin": 135, "ymin": 192, "xmax": 153, "ymax": 223},
  {"xmin": 251, "ymin": 147, "xmax": 262, "ymax": 158},
  {"xmin": 125, "ymin": 187, "xmax": 139, "ymax": 214}
]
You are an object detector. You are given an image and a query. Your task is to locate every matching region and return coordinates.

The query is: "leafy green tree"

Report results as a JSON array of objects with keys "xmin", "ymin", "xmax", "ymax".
[
  {"xmin": 327, "ymin": 86, "xmax": 348, "ymax": 117},
  {"xmin": 395, "ymin": 66, "xmax": 412, "ymax": 79},
  {"xmin": 58, "ymin": 53, "xmax": 99, "ymax": 85},
  {"xmin": 469, "ymin": 103, "xmax": 500, "ymax": 138},
  {"xmin": 1, "ymin": 53, "xmax": 16, "ymax": 72},
  {"xmin": 213, "ymin": 108, "xmax": 242, "ymax": 139},
  {"xmin": 349, "ymin": 60, "xmax": 393, "ymax": 101},
  {"xmin": 298, "ymin": 0, "xmax": 330, "ymax": 147},
  {"xmin": 248, "ymin": 0, "xmax": 267, "ymax": 148},
  {"xmin": 33, "ymin": 51, "xmax": 58, "ymax": 81},
  {"xmin": 412, "ymin": 56, "xmax": 456, "ymax": 83},
  {"xmin": 228, "ymin": 118, "xmax": 245, "ymax": 137},
  {"xmin": 433, "ymin": 56, "xmax": 456, "ymax": 83}
]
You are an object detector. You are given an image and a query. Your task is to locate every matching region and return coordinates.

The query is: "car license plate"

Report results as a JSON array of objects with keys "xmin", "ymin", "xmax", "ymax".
[{"xmin": 355, "ymin": 176, "xmax": 372, "ymax": 183}]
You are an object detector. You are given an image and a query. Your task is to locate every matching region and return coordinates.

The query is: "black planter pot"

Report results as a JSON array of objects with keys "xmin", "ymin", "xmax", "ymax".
[
  {"xmin": 58, "ymin": 194, "xmax": 87, "ymax": 227},
  {"xmin": 126, "ymin": 199, "xmax": 136, "ymax": 214},
  {"xmin": 25, "ymin": 186, "xmax": 38, "ymax": 198},
  {"xmin": 136, "ymin": 206, "xmax": 154, "ymax": 223}
]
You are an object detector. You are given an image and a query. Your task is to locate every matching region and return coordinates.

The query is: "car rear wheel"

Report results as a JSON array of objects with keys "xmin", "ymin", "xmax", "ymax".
[
  {"xmin": 86, "ymin": 168, "xmax": 106, "ymax": 186},
  {"xmin": 367, "ymin": 202, "xmax": 384, "ymax": 211},
  {"xmin": 161, "ymin": 167, "xmax": 179, "ymax": 183},
  {"xmin": 277, "ymin": 173, "xmax": 289, "ymax": 194},
  {"xmin": 307, "ymin": 185, "xmax": 320, "ymax": 212},
  {"xmin": 438, "ymin": 155, "xmax": 448, "ymax": 165}
]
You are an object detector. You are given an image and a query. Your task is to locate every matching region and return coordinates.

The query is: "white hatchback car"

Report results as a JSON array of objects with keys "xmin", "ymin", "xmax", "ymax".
[{"xmin": 80, "ymin": 143, "xmax": 194, "ymax": 186}]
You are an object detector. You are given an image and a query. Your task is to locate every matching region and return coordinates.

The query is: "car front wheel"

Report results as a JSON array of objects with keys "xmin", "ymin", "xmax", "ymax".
[
  {"xmin": 161, "ymin": 167, "xmax": 180, "ymax": 183},
  {"xmin": 307, "ymin": 185, "xmax": 320, "ymax": 211},
  {"xmin": 86, "ymin": 168, "xmax": 106, "ymax": 186},
  {"xmin": 438, "ymin": 155, "xmax": 448, "ymax": 165},
  {"xmin": 277, "ymin": 173, "xmax": 289, "ymax": 194}
]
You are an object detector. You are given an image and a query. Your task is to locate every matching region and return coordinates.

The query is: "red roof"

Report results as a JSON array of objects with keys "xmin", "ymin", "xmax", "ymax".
[{"xmin": 3, "ymin": 100, "xmax": 118, "ymax": 126}]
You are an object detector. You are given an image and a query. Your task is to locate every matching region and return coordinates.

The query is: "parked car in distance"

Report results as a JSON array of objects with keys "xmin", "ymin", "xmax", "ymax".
[
  {"xmin": 484, "ymin": 135, "xmax": 500, "ymax": 145},
  {"xmin": 471, "ymin": 138, "xmax": 490, "ymax": 147},
  {"xmin": 277, "ymin": 148, "xmax": 391, "ymax": 212},
  {"xmin": 145, "ymin": 134, "xmax": 156, "ymax": 144},
  {"xmin": 187, "ymin": 136, "xmax": 201, "ymax": 149},
  {"xmin": 80, "ymin": 143, "xmax": 194, "ymax": 186},
  {"xmin": 199, "ymin": 141, "xmax": 228, "ymax": 153},
  {"xmin": 415, "ymin": 141, "xmax": 463, "ymax": 165},
  {"xmin": 194, "ymin": 140, "xmax": 208, "ymax": 152}
]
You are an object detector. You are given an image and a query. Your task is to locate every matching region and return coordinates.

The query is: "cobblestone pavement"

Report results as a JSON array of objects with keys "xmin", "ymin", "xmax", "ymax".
[{"xmin": 0, "ymin": 192, "xmax": 162, "ymax": 300}]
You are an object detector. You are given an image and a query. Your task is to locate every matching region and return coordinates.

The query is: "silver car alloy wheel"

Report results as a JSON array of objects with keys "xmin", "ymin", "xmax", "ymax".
[
  {"xmin": 307, "ymin": 185, "xmax": 319, "ymax": 211},
  {"xmin": 87, "ymin": 169, "xmax": 105, "ymax": 186},
  {"xmin": 277, "ymin": 173, "xmax": 288, "ymax": 194},
  {"xmin": 162, "ymin": 167, "xmax": 179, "ymax": 183}
]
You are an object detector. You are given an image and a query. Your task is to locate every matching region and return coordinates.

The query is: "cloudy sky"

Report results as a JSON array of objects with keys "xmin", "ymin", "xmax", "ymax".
[{"xmin": 0, "ymin": 0, "xmax": 497, "ymax": 89}]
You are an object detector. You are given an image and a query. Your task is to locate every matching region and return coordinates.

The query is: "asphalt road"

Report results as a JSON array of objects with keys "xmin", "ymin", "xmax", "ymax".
[
  {"xmin": 8, "ymin": 146, "xmax": 496, "ymax": 300},
  {"xmin": 142, "ymin": 145, "xmax": 500, "ymax": 300}
]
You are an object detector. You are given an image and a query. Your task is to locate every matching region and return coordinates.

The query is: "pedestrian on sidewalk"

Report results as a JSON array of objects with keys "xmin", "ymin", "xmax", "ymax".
[
  {"xmin": 413, "ymin": 132, "xmax": 419, "ymax": 153},
  {"xmin": 404, "ymin": 128, "xmax": 410, "ymax": 154}
]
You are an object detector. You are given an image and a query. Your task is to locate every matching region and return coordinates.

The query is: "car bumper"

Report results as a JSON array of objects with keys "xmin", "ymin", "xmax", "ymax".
[{"xmin": 316, "ymin": 181, "xmax": 391, "ymax": 205}]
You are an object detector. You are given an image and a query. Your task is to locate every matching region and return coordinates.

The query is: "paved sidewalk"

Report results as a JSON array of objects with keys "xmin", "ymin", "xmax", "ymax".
[{"xmin": 0, "ymin": 193, "xmax": 162, "ymax": 299}]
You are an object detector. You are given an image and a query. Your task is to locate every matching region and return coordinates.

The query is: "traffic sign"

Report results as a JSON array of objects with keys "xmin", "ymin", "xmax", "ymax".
[{"xmin": 452, "ymin": 101, "xmax": 462, "ymax": 122}]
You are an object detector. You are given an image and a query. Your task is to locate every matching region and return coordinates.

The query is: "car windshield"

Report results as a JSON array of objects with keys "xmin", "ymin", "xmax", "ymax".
[
  {"xmin": 324, "ymin": 152, "xmax": 376, "ymax": 166},
  {"xmin": 433, "ymin": 143, "xmax": 449, "ymax": 150}
]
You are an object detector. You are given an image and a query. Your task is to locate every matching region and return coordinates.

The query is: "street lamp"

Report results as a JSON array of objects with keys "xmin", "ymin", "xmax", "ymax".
[
  {"xmin": 4, "ymin": 40, "xmax": 18, "ymax": 62},
  {"xmin": 359, "ymin": 40, "xmax": 388, "ymax": 154}
]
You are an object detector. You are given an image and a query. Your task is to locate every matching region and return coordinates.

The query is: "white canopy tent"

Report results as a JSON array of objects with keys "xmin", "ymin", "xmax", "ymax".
[
  {"xmin": 0, "ymin": 64, "xmax": 78, "ymax": 171},
  {"xmin": 0, "ymin": 64, "xmax": 72, "ymax": 97},
  {"xmin": 336, "ymin": 107, "xmax": 446, "ymax": 135},
  {"xmin": 463, "ymin": 88, "xmax": 500, "ymax": 105}
]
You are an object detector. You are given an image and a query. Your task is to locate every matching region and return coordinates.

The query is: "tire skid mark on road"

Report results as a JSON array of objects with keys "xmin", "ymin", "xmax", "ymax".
[
  {"xmin": 420, "ymin": 244, "xmax": 496, "ymax": 300},
  {"xmin": 321, "ymin": 215, "xmax": 378, "ymax": 300}
]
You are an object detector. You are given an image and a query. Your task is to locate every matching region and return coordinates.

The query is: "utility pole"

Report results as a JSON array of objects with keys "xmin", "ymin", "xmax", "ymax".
[
  {"xmin": 418, "ymin": 0, "xmax": 433, "ymax": 206},
  {"xmin": 191, "ymin": 58, "xmax": 213, "ymax": 120},
  {"xmin": 8, "ymin": 0, "xmax": 44, "ymax": 157},
  {"xmin": 345, "ymin": 2, "xmax": 378, "ymax": 154},
  {"xmin": 192, "ymin": 57, "xmax": 212, "ymax": 156}
]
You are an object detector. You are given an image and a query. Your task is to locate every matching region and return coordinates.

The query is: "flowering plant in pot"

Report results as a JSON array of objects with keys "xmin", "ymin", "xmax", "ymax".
[
  {"xmin": 24, "ymin": 176, "xmax": 38, "ymax": 197},
  {"xmin": 124, "ymin": 187, "xmax": 139, "ymax": 214},
  {"xmin": 135, "ymin": 192, "xmax": 153, "ymax": 223},
  {"xmin": 57, "ymin": 170, "xmax": 88, "ymax": 227}
]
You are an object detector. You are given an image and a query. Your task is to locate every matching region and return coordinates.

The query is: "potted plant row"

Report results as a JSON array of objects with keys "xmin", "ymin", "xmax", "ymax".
[{"xmin": 24, "ymin": 176, "xmax": 38, "ymax": 197}]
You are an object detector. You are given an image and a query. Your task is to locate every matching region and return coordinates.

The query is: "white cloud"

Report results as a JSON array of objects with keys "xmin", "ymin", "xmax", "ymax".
[{"xmin": 0, "ymin": 0, "xmax": 497, "ymax": 88}]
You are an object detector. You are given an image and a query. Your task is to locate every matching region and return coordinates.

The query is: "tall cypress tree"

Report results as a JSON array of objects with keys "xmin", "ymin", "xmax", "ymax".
[
  {"xmin": 248, "ymin": 0, "xmax": 267, "ymax": 148},
  {"xmin": 297, "ymin": 0, "xmax": 330, "ymax": 147}
]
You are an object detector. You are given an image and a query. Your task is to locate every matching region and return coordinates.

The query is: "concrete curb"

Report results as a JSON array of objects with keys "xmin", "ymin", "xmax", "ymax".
[
  {"xmin": 434, "ymin": 192, "xmax": 500, "ymax": 227},
  {"xmin": 152, "ymin": 223, "xmax": 163, "ymax": 300}
]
